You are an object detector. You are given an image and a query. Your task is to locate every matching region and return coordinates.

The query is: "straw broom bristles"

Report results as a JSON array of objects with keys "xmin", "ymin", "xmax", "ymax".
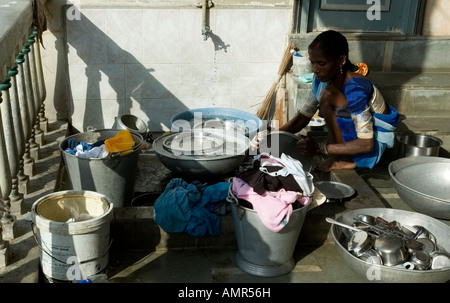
[{"xmin": 256, "ymin": 42, "xmax": 296, "ymax": 120}]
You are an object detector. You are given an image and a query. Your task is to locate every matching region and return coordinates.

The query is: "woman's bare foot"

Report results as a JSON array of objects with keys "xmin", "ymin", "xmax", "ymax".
[{"xmin": 312, "ymin": 155, "xmax": 356, "ymax": 173}]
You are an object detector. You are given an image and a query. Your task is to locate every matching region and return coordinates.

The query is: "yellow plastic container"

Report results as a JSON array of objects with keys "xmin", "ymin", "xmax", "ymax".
[{"xmin": 104, "ymin": 130, "xmax": 135, "ymax": 156}]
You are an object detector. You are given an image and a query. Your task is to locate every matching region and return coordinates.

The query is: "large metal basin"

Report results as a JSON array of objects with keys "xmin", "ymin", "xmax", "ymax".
[
  {"xmin": 331, "ymin": 208, "xmax": 450, "ymax": 283},
  {"xmin": 153, "ymin": 129, "xmax": 249, "ymax": 178},
  {"xmin": 389, "ymin": 156, "xmax": 450, "ymax": 220}
]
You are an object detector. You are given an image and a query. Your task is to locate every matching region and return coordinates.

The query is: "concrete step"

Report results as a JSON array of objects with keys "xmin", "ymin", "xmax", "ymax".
[{"xmin": 367, "ymin": 72, "xmax": 450, "ymax": 118}]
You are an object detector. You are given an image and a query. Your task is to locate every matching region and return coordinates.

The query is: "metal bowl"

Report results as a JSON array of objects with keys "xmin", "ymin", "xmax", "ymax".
[
  {"xmin": 397, "ymin": 133, "xmax": 442, "ymax": 157},
  {"xmin": 331, "ymin": 208, "xmax": 450, "ymax": 283},
  {"xmin": 389, "ymin": 156, "xmax": 450, "ymax": 220},
  {"xmin": 170, "ymin": 107, "xmax": 263, "ymax": 138},
  {"xmin": 258, "ymin": 131, "xmax": 313, "ymax": 172},
  {"xmin": 374, "ymin": 234, "xmax": 408, "ymax": 266},
  {"xmin": 153, "ymin": 129, "xmax": 249, "ymax": 178}
]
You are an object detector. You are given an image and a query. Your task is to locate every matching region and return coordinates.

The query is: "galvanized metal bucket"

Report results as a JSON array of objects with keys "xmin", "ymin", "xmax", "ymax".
[
  {"xmin": 228, "ymin": 186, "xmax": 308, "ymax": 277},
  {"xmin": 59, "ymin": 129, "xmax": 143, "ymax": 208}
]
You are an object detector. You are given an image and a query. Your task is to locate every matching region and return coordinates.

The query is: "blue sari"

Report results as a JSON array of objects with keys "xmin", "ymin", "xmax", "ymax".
[{"xmin": 312, "ymin": 77, "xmax": 400, "ymax": 169}]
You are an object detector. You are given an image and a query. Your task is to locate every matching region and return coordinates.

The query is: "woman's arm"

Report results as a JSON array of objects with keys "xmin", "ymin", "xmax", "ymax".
[
  {"xmin": 324, "ymin": 137, "xmax": 374, "ymax": 156},
  {"xmin": 278, "ymin": 111, "xmax": 311, "ymax": 133},
  {"xmin": 296, "ymin": 136, "xmax": 374, "ymax": 156}
]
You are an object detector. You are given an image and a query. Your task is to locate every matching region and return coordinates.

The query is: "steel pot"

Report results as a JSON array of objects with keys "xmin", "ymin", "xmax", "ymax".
[
  {"xmin": 359, "ymin": 249, "xmax": 383, "ymax": 265},
  {"xmin": 397, "ymin": 133, "xmax": 442, "ymax": 157},
  {"xmin": 410, "ymin": 250, "xmax": 431, "ymax": 270},
  {"xmin": 348, "ymin": 231, "xmax": 374, "ymax": 257},
  {"xmin": 374, "ymin": 234, "xmax": 408, "ymax": 266},
  {"xmin": 416, "ymin": 238, "xmax": 436, "ymax": 254}
]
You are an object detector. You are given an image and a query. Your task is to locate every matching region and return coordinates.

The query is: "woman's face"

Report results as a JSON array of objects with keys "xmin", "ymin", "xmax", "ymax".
[{"xmin": 308, "ymin": 47, "xmax": 341, "ymax": 83}]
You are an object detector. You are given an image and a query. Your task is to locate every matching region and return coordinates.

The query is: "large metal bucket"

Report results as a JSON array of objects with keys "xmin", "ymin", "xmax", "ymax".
[
  {"xmin": 229, "ymin": 187, "xmax": 308, "ymax": 277},
  {"xmin": 59, "ymin": 129, "xmax": 143, "ymax": 208}
]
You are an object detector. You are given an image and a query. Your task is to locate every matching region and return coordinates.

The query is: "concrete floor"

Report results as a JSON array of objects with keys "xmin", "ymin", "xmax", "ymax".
[{"xmin": 0, "ymin": 120, "xmax": 449, "ymax": 285}]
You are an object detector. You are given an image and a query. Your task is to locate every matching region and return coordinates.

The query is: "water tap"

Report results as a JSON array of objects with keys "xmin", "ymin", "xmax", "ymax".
[{"xmin": 202, "ymin": 26, "xmax": 211, "ymax": 41}]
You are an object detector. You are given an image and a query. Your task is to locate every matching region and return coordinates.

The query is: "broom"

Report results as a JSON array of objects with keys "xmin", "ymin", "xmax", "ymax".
[{"xmin": 256, "ymin": 42, "xmax": 296, "ymax": 120}]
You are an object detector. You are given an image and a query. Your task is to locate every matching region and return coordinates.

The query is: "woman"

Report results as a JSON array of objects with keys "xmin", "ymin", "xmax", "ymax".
[{"xmin": 279, "ymin": 30, "xmax": 400, "ymax": 172}]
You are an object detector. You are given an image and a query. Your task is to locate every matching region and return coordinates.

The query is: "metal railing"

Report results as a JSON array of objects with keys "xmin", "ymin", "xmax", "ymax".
[{"xmin": 0, "ymin": 23, "xmax": 48, "ymax": 265}]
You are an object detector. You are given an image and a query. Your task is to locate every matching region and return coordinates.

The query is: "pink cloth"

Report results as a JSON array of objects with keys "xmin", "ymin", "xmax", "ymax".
[{"xmin": 232, "ymin": 177, "xmax": 308, "ymax": 232}]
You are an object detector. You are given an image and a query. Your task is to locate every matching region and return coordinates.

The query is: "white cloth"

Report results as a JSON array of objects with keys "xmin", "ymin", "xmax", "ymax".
[
  {"xmin": 75, "ymin": 144, "xmax": 109, "ymax": 159},
  {"xmin": 254, "ymin": 152, "xmax": 315, "ymax": 196}
]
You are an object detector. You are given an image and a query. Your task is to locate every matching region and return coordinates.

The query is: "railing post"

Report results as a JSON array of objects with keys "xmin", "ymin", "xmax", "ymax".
[
  {"xmin": 22, "ymin": 43, "xmax": 40, "ymax": 163},
  {"xmin": 33, "ymin": 28, "xmax": 48, "ymax": 134},
  {"xmin": 15, "ymin": 53, "xmax": 31, "ymax": 195},
  {"xmin": 28, "ymin": 32, "xmax": 45, "ymax": 146},
  {"xmin": 0, "ymin": 91, "xmax": 12, "ymax": 200},
  {"xmin": 19, "ymin": 46, "xmax": 37, "ymax": 177},
  {"xmin": 8, "ymin": 65, "xmax": 26, "ymax": 215},
  {"xmin": 0, "ymin": 91, "xmax": 13, "ymax": 265},
  {"xmin": 0, "ymin": 77, "xmax": 19, "ymax": 240}
]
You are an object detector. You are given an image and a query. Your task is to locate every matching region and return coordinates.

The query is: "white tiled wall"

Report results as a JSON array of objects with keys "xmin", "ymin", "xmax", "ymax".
[{"xmin": 66, "ymin": 7, "xmax": 291, "ymax": 132}]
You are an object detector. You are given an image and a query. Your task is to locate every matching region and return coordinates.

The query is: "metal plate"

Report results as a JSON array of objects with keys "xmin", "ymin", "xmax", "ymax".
[
  {"xmin": 162, "ymin": 130, "xmax": 224, "ymax": 155},
  {"xmin": 314, "ymin": 181, "xmax": 356, "ymax": 202}
]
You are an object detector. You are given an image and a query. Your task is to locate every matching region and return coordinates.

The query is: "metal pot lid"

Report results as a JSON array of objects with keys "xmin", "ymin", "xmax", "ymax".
[{"xmin": 314, "ymin": 181, "xmax": 356, "ymax": 202}]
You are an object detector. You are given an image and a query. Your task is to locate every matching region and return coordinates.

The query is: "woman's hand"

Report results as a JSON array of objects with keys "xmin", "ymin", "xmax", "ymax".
[{"xmin": 296, "ymin": 135, "xmax": 321, "ymax": 156}]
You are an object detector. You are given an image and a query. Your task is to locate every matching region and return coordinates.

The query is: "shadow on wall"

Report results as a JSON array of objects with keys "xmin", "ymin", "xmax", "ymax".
[{"xmin": 62, "ymin": 9, "xmax": 191, "ymax": 134}]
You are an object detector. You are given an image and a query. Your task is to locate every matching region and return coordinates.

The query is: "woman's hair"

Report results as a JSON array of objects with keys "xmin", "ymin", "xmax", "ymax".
[{"xmin": 308, "ymin": 30, "xmax": 358, "ymax": 72}]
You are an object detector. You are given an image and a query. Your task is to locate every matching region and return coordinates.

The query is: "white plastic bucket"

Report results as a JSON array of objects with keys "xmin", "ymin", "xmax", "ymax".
[{"xmin": 31, "ymin": 190, "xmax": 114, "ymax": 282}]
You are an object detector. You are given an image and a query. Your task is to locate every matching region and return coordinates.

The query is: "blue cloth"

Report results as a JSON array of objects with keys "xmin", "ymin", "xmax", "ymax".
[
  {"xmin": 312, "ymin": 77, "xmax": 400, "ymax": 169},
  {"xmin": 154, "ymin": 178, "xmax": 231, "ymax": 237},
  {"xmin": 64, "ymin": 138, "xmax": 91, "ymax": 155}
]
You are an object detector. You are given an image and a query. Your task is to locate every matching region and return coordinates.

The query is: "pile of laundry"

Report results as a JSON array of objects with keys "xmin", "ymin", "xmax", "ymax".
[
  {"xmin": 153, "ymin": 178, "xmax": 231, "ymax": 237},
  {"xmin": 64, "ymin": 130, "xmax": 135, "ymax": 158},
  {"xmin": 229, "ymin": 153, "xmax": 315, "ymax": 232},
  {"xmin": 64, "ymin": 138, "xmax": 109, "ymax": 159}
]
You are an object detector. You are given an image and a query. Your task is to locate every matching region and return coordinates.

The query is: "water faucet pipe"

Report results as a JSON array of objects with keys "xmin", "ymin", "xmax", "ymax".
[{"xmin": 201, "ymin": 0, "xmax": 210, "ymax": 41}]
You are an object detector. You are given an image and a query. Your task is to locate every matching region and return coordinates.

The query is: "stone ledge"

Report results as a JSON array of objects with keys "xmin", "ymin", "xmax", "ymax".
[
  {"xmin": 0, "ymin": 0, "xmax": 34, "ymax": 81},
  {"xmin": 111, "ymin": 167, "xmax": 386, "ymax": 252}
]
